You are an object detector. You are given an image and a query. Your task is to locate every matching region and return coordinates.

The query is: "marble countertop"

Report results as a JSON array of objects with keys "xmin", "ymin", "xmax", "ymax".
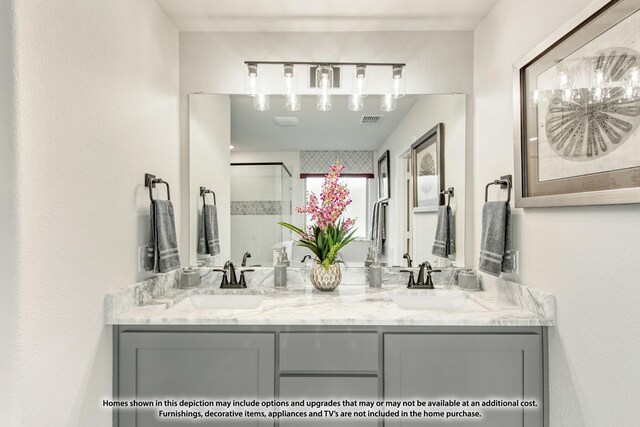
[{"xmin": 105, "ymin": 267, "xmax": 555, "ymax": 326}]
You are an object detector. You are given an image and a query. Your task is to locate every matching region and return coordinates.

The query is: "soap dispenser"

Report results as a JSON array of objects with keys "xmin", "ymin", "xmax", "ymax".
[
  {"xmin": 368, "ymin": 248, "xmax": 382, "ymax": 288},
  {"xmin": 280, "ymin": 248, "xmax": 291, "ymax": 267},
  {"xmin": 274, "ymin": 253, "xmax": 287, "ymax": 288}
]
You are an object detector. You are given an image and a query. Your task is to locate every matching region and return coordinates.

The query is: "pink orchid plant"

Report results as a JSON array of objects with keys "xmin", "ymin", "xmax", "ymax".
[{"xmin": 279, "ymin": 162, "xmax": 357, "ymax": 269}]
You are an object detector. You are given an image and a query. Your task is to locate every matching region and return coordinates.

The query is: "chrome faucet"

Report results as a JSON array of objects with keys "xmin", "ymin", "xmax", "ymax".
[
  {"xmin": 402, "ymin": 252, "xmax": 413, "ymax": 267},
  {"xmin": 242, "ymin": 252, "xmax": 252, "ymax": 267}
]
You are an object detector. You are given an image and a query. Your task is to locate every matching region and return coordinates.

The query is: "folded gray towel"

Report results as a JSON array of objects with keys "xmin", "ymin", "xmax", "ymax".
[
  {"xmin": 197, "ymin": 204, "xmax": 220, "ymax": 256},
  {"xmin": 432, "ymin": 205, "xmax": 455, "ymax": 258},
  {"xmin": 478, "ymin": 201, "xmax": 514, "ymax": 276},
  {"xmin": 144, "ymin": 200, "xmax": 180, "ymax": 273}
]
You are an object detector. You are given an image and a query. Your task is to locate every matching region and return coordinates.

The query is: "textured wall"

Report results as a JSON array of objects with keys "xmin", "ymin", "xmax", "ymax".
[
  {"xmin": 474, "ymin": 0, "xmax": 640, "ymax": 425},
  {"xmin": 9, "ymin": 1, "xmax": 179, "ymax": 425}
]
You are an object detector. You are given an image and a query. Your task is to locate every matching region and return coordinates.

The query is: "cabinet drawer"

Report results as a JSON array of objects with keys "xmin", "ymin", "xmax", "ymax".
[
  {"xmin": 279, "ymin": 376, "xmax": 379, "ymax": 427},
  {"xmin": 279, "ymin": 332, "xmax": 378, "ymax": 372}
]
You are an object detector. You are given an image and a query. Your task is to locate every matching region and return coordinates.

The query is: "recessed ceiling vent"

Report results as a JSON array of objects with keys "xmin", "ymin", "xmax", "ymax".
[
  {"xmin": 274, "ymin": 117, "xmax": 299, "ymax": 126},
  {"xmin": 361, "ymin": 115, "xmax": 384, "ymax": 125}
]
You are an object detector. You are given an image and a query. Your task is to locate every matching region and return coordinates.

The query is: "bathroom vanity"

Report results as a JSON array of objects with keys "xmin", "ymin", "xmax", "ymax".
[{"xmin": 107, "ymin": 268, "xmax": 554, "ymax": 427}]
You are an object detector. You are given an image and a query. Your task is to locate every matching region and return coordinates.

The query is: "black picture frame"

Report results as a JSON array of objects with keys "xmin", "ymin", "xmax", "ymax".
[
  {"xmin": 377, "ymin": 150, "xmax": 391, "ymax": 201},
  {"xmin": 411, "ymin": 123, "xmax": 444, "ymax": 211}
]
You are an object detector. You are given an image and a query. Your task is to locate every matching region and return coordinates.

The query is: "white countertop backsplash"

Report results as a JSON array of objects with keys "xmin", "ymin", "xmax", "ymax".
[{"xmin": 105, "ymin": 267, "xmax": 555, "ymax": 326}]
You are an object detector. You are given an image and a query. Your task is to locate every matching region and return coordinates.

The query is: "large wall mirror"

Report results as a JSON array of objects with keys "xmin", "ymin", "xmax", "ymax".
[{"xmin": 187, "ymin": 93, "xmax": 470, "ymax": 268}]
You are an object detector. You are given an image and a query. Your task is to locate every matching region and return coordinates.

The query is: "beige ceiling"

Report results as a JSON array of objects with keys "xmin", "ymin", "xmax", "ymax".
[{"xmin": 156, "ymin": 0, "xmax": 498, "ymax": 32}]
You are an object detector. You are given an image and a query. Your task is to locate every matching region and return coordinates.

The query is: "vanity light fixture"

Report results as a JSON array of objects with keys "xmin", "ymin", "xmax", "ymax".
[
  {"xmin": 316, "ymin": 65, "xmax": 333, "ymax": 112},
  {"xmin": 243, "ymin": 61, "xmax": 407, "ymax": 112}
]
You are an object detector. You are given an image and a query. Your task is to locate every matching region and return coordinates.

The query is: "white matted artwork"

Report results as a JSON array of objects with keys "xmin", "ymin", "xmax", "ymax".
[
  {"xmin": 515, "ymin": 0, "xmax": 640, "ymax": 207},
  {"xmin": 535, "ymin": 9, "xmax": 640, "ymax": 182},
  {"xmin": 412, "ymin": 123, "xmax": 444, "ymax": 212}
]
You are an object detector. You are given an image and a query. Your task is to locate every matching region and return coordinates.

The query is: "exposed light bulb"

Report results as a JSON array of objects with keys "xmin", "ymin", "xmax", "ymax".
[{"xmin": 283, "ymin": 64, "xmax": 300, "ymax": 111}]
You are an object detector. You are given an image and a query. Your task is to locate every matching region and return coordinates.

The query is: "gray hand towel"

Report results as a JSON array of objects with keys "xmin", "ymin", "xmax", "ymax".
[
  {"xmin": 144, "ymin": 200, "xmax": 180, "ymax": 273},
  {"xmin": 197, "ymin": 204, "xmax": 220, "ymax": 256},
  {"xmin": 432, "ymin": 205, "xmax": 455, "ymax": 258},
  {"xmin": 478, "ymin": 201, "xmax": 514, "ymax": 277}
]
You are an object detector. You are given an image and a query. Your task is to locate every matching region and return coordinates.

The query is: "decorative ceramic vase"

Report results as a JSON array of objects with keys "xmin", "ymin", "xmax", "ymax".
[{"xmin": 310, "ymin": 262, "xmax": 341, "ymax": 291}]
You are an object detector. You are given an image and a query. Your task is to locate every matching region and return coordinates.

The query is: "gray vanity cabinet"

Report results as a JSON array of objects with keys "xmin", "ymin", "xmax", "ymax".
[
  {"xmin": 116, "ymin": 331, "xmax": 275, "ymax": 427},
  {"xmin": 384, "ymin": 333, "xmax": 544, "ymax": 427}
]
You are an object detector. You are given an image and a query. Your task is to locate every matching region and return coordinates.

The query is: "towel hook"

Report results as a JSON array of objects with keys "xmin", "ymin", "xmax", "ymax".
[
  {"xmin": 440, "ymin": 187, "xmax": 454, "ymax": 207},
  {"xmin": 485, "ymin": 175, "xmax": 512, "ymax": 203},
  {"xmin": 145, "ymin": 173, "xmax": 171, "ymax": 201},
  {"xmin": 200, "ymin": 187, "xmax": 217, "ymax": 206}
]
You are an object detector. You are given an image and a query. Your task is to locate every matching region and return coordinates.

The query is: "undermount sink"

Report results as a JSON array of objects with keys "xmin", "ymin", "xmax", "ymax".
[
  {"xmin": 188, "ymin": 295, "xmax": 265, "ymax": 310},
  {"xmin": 392, "ymin": 291, "xmax": 485, "ymax": 311}
]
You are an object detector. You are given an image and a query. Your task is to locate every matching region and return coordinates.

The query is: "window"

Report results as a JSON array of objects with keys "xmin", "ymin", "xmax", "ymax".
[{"xmin": 304, "ymin": 177, "xmax": 368, "ymax": 238}]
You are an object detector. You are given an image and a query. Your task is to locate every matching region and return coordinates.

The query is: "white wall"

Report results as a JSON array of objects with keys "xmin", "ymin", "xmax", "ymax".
[
  {"xmin": 378, "ymin": 95, "xmax": 470, "ymax": 266},
  {"xmin": 0, "ymin": 1, "xmax": 18, "ymax": 424},
  {"xmin": 7, "ymin": 1, "xmax": 179, "ymax": 425},
  {"xmin": 474, "ymin": 1, "xmax": 640, "ymax": 425},
  {"xmin": 189, "ymin": 94, "xmax": 231, "ymax": 264}
]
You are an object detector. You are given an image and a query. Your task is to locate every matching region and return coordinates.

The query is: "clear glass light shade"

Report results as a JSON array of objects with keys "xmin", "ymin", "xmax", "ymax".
[
  {"xmin": 286, "ymin": 93, "xmax": 301, "ymax": 111},
  {"xmin": 348, "ymin": 94, "xmax": 364, "ymax": 111},
  {"xmin": 316, "ymin": 65, "xmax": 333, "ymax": 111},
  {"xmin": 352, "ymin": 65, "xmax": 367, "ymax": 97},
  {"xmin": 391, "ymin": 65, "xmax": 406, "ymax": 99},
  {"xmin": 317, "ymin": 92, "xmax": 332, "ymax": 111},
  {"xmin": 380, "ymin": 94, "xmax": 396, "ymax": 112},
  {"xmin": 253, "ymin": 94, "xmax": 270, "ymax": 111},
  {"xmin": 283, "ymin": 64, "xmax": 297, "ymax": 96}
]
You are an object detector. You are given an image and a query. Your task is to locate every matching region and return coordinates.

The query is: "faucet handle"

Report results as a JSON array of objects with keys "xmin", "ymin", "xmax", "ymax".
[
  {"xmin": 239, "ymin": 269, "xmax": 254, "ymax": 287},
  {"xmin": 399, "ymin": 269, "xmax": 416, "ymax": 287},
  {"xmin": 212, "ymin": 269, "xmax": 229, "ymax": 285}
]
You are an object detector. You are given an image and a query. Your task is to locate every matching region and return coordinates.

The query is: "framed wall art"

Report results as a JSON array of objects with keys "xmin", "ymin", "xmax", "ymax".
[
  {"xmin": 377, "ymin": 150, "xmax": 391, "ymax": 200},
  {"xmin": 411, "ymin": 123, "xmax": 444, "ymax": 212},
  {"xmin": 514, "ymin": 0, "xmax": 640, "ymax": 207}
]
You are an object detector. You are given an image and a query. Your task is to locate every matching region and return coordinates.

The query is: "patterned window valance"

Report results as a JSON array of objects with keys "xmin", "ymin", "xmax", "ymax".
[{"xmin": 300, "ymin": 151, "xmax": 374, "ymax": 178}]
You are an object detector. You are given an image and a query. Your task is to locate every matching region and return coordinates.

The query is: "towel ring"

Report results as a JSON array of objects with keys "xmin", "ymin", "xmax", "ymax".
[
  {"xmin": 145, "ymin": 174, "xmax": 170, "ymax": 201},
  {"xmin": 200, "ymin": 187, "xmax": 217, "ymax": 206},
  {"xmin": 440, "ymin": 187, "xmax": 454, "ymax": 207},
  {"xmin": 485, "ymin": 176, "xmax": 512, "ymax": 203}
]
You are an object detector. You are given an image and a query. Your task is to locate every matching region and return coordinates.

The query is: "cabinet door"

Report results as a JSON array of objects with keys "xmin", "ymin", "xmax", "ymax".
[
  {"xmin": 384, "ymin": 334, "xmax": 543, "ymax": 427},
  {"xmin": 279, "ymin": 376, "xmax": 379, "ymax": 427},
  {"xmin": 118, "ymin": 332, "xmax": 275, "ymax": 427}
]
